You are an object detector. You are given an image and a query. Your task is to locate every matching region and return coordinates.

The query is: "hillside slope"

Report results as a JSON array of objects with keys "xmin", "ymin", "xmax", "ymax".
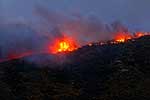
[{"xmin": 0, "ymin": 36, "xmax": 150, "ymax": 100}]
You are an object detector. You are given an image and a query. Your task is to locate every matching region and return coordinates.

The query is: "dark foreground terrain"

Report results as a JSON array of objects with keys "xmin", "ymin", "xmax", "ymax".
[{"xmin": 0, "ymin": 36, "xmax": 150, "ymax": 100}]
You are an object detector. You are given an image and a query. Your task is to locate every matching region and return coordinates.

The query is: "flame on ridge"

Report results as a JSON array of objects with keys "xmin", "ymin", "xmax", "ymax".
[{"xmin": 50, "ymin": 36, "xmax": 78, "ymax": 54}]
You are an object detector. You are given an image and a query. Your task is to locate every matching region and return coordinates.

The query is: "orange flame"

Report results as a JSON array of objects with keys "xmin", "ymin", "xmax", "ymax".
[
  {"xmin": 135, "ymin": 32, "xmax": 144, "ymax": 38},
  {"xmin": 50, "ymin": 36, "xmax": 78, "ymax": 53},
  {"xmin": 115, "ymin": 32, "xmax": 132, "ymax": 43}
]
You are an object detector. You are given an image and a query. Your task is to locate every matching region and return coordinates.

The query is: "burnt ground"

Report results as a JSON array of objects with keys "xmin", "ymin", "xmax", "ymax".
[{"xmin": 0, "ymin": 36, "xmax": 150, "ymax": 100}]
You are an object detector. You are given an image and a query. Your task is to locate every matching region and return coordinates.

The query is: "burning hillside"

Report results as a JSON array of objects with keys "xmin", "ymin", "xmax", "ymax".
[
  {"xmin": 50, "ymin": 36, "xmax": 78, "ymax": 54},
  {"xmin": 47, "ymin": 31, "xmax": 150, "ymax": 54},
  {"xmin": 0, "ymin": 8, "xmax": 150, "ymax": 62},
  {"xmin": 114, "ymin": 32, "xmax": 132, "ymax": 43},
  {"xmin": 0, "ymin": 35, "xmax": 150, "ymax": 100},
  {"xmin": 1, "ymin": 0, "xmax": 150, "ymax": 99},
  {"xmin": 0, "ymin": 30, "xmax": 149, "ymax": 63},
  {"xmin": 114, "ymin": 32, "xmax": 150, "ymax": 43}
]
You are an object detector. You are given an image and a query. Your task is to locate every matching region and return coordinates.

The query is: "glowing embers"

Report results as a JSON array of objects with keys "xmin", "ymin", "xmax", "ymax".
[
  {"xmin": 57, "ymin": 41, "xmax": 76, "ymax": 52},
  {"xmin": 135, "ymin": 32, "xmax": 145, "ymax": 38},
  {"xmin": 114, "ymin": 32, "xmax": 149, "ymax": 43},
  {"xmin": 115, "ymin": 32, "xmax": 132, "ymax": 43},
  {"xmin": 51, "ymin": 36, "xmax": 78, "ymax": 53}
]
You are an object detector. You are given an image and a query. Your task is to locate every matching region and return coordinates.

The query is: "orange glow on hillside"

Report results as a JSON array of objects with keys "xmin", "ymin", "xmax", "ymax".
[
  {"xmin": 115, "ymin": 32, "xmax": 132, "ymax": 43},
  {"xmin": 135, "ymin": 32, "xmax": 144, "ymax": 38},
  {"xmin": 50, "ymin": 36, "xmax": 78, "ymax": 53}
]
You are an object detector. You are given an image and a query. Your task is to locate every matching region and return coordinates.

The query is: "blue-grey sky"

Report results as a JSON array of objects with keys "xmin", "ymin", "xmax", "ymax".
[{"xmin": 0, "ymin": 0, "xmax": 150, "ymax": 31}]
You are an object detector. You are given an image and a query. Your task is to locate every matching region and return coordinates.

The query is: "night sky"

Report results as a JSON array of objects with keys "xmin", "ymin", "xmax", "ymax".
[{"xmin": 0, "ymin": 0, "xmax": 150, "ymax": 31}]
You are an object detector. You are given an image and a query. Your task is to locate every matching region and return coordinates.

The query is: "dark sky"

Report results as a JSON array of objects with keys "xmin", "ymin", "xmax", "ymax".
[{"xmin": 1, "ymin": 0, "xmax": 150, "ymax": 31}]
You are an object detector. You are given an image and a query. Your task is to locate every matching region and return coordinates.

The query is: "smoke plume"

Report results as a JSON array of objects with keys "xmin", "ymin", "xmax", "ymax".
[{"xmin": 0, "ymin": 6, "xmax": 128, "ymax": 62}]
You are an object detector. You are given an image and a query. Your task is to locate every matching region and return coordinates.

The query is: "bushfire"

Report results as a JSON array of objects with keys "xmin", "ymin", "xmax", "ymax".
[
  {"xmin": 114, "ymin": 32, "xmax": 149, "ymax": 43},
  {"xmin": 0, "ymin": 31, "xmax": 149, "ymax": 63},
  {"xmin": 50, "ymin": 36, "xmax": 78, "ymax": 54},
  {"xmin": 88, "ymin": 32, "xmax": 150, "ymax": 47},
  {"xmin": 114, "ymin": 32, "xmax": 132, "ymax": 43},
  {"xmin": 51, "ymin": 32, "xmax": 149, "ymax": 53}
]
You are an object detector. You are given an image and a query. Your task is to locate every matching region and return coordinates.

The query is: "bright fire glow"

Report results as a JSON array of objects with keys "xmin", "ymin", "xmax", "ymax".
[
  {"xmin": 115, "ymin": 32, "xmax": 132, "ymax": 43},
  {"xmin": 135, "ymin": 32, "xmax": 144, "ymax": 38},
  {"xmin": 0, "ymin": 31, "xmax": 149, "ymax": 63},
  {"xmin": 50, "ymin": 36, "xmax": 78, "ymax": 53}
]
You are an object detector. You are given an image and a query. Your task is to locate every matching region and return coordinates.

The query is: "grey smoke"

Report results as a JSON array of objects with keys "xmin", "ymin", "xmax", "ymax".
[
  {"xmin": 0, "ymin": 5, "xmax": 128, "ymax": 60},
  {"xmin": 0, "ymin": 0, "xmax": 149, "ymax": 61},
  {"xmin": 0, "ymin": 23, "xmax": 39, "ymax": 58},
  {"xmin": 35, "ymin": 6, "xmax": 112, "ymax": 45},
  {"xmin": 0, "ymin": 0, "xmax": 150, "ymax": 31}
]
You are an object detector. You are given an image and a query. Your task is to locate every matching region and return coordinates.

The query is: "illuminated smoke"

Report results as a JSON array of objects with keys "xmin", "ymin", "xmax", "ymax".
[{"xmin": 0, "ymin": 6, "xmax": 149, "ymax": 63}]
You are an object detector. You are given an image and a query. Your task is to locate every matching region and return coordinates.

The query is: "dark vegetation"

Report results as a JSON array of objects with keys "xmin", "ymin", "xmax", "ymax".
[{"xmin": 0, "ymin": 36, "xmax": 150, "ymax": 100}]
